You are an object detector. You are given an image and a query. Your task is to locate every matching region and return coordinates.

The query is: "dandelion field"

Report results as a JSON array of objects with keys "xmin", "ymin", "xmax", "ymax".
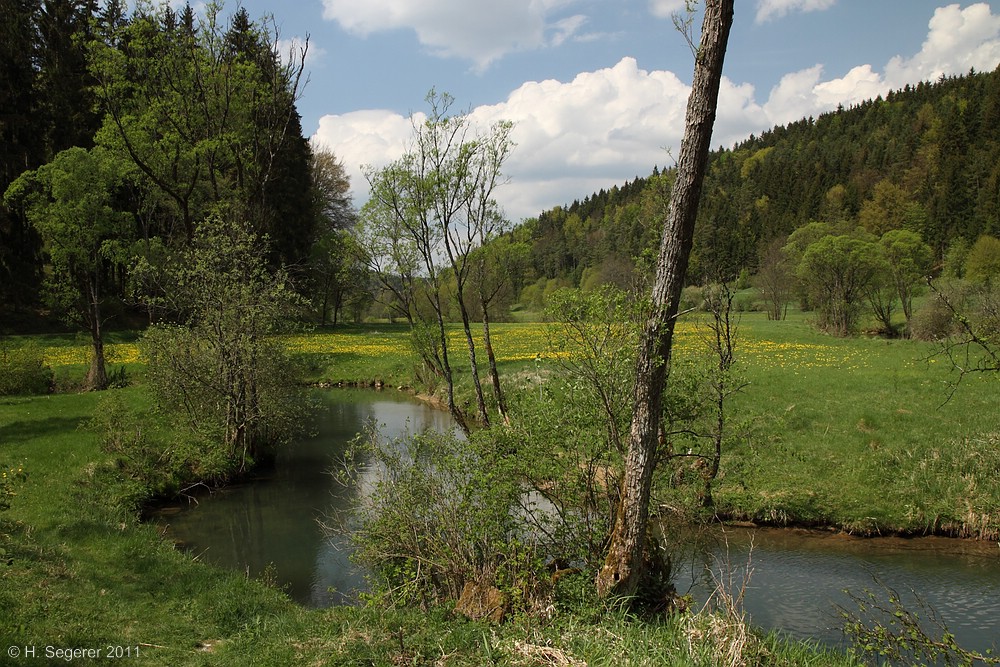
[{"xmin": 4, "ymin": 311, "xmax": 999, "ymax": 536}]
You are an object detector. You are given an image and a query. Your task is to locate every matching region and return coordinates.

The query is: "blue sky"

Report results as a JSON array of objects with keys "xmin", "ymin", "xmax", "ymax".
[{"xmin": 215, "ymin": 0, "xmax": 1000, "ymax": 221}]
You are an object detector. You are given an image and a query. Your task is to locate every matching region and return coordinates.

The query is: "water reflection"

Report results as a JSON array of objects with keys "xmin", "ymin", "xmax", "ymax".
[
  {"xmin": 155, "ymin": 389, "xmax": 453, "ymax": 607},
  {"xmin": 683, "ymin": 527, "xmax": 1000, "ymax": 655},
  {"xmin": 155, "ymin": 392, "xmax": 1000, "ymax": 655}
]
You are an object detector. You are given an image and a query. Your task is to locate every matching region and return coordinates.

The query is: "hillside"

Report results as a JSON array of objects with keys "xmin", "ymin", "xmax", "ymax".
[{"xmin": 513, "ymin": 66, "xmax": 1000, "ymax": 291}]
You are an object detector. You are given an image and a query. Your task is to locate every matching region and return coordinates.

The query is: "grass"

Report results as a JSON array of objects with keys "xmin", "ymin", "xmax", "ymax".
[
  {"xmin": 0, "ymin": 400, "xmax": 852, "ymax": 665},
  {"xmin": 2, "ymin": 311, "xmax": 996, "ymax": 664},
  {"xmin": 0, "ymin": 342, "xmax": 856, "ymax": 665},
  {"xmin": 285, "ymin": 315, "xmax": 1000, "ymax": 540},
  {"xmin": 701, "ymin": 313, "xmax": 1000, "ymax": 537},
  {"xmin": 8, "ymin": 313, "xmax": 999, "ymax": 540}
]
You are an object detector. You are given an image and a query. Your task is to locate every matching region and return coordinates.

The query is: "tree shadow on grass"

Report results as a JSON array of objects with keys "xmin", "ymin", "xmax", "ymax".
[{"xmin": 0, "ymin": 416, "xmax": 87, "ymax": 445}]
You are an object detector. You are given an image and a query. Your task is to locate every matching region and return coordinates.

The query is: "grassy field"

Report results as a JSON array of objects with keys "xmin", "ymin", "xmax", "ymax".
[
  {"xmin": 10, "ymin": 310, "xmax": 1000, "ymax": 530},
  {"xmin": 7, "ymin": 312, "xmax": 999, "ymax": 540},
  {"xmin": 0, "ymin": 393, "xmax": 852, "ymax": 666},
  {"xmin": 285, "ymin": 315, "xmax": 1000, "ymax": 539},
  {"xmin": 2, "ymin": 312, "xmax": 997, "ymax": 664}
]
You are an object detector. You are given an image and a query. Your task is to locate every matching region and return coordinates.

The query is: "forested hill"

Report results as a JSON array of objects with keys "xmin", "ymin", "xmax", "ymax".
[{"xmin": 513, "ymin": 66, "xmax": 1000, "ymax": 290}]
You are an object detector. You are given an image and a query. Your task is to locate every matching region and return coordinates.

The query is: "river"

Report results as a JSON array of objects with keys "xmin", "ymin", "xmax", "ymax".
[{"xmin": 153, "ymin": 389, "xmax": 1000, "ymax": 655}]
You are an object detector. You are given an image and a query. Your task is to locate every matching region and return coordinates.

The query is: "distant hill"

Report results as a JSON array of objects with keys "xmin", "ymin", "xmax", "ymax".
[{"xmin": 512, "ymin": 65, "xmax": 1000, "ymax": 290}]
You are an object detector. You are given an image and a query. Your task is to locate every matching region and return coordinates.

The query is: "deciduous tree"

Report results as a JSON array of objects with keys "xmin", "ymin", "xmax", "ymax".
[
  {"xmin": 596, "ymin": 0, "xmax": 734, "ymax": 599},
  {"xmin": 360, "ymin": 91, "xmax": 515, "ymax": 429},
  {"xmin": 4, "ymin": 147, "xmax": 132, "ymax": 389},
  {"xmin": 798, "ymin": 234, "xmax": 883, "ymax": 335}
]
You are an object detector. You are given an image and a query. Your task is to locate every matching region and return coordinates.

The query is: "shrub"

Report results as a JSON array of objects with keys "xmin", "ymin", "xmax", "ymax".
[
  {"xmin": 964, "ymin": 235, "xmax": 1000, "ymax": 284},
  {"xmin": 0, "ymin": 341, "xmax": 52, "ymax": 396},
  {"xmin": 909, "ymin": 294, "xmax": 956, "ymax": 341},
  {"xmin": 138, "ymin": 215, "xmax": 307, "ymax": 472},
  {"xmin": 88, "ymin": 392, "xmax": 233, "ymax": 511},
  {"xmin": 341, "ymin": 427, "xmax": 544, "ymax": 610},
  {"xmin": 680, "ymin": 285, "xmax": 705, "ymax": 312}
]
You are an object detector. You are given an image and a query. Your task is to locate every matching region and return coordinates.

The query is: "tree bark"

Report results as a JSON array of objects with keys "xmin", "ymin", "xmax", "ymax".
[
  {"xmin": 85, "ymin": 274, "xmax": 108, "ymax": 391},
  {"xmin": 481, "ymin": 303, "xmax": 509, "ymax": 424},
  {"xmin": 596, "ymin": 0, "xmax": 734, "ymax": 599}
]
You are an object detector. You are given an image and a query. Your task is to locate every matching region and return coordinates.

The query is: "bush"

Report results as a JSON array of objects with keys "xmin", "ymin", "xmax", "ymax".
[
  {"xmin": 909, "ymin": 294, "xmax": 956, "ymax": 341},
  {"xmin": 0, "ymin": 341, "xmax": 52, "ymax": 396},
  {"xmin": 341, "ymin": 427, "xmax": 545, "ymax": 611},
  {"xmin": 680, "ymin": 285, "xmax": 705, "ymax": 312},
  {"xmin": 138, "ymin": 215, "xmax": 307, "ymax": 471},
  {"xmin": 964, "ymin": 235, "xmax": 1000, "ymax": 284},
  {"xmin": 87, "ymin": 392, "xmax": 233, "ymax": 511}
]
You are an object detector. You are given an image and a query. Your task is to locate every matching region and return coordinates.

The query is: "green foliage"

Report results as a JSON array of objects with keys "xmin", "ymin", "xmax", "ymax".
[
  {"xmin": 3, "ymin": 146, "xmax": 133, "ymax": 388},
  {"xmin": 89, "ymin": 3, "xmax": 314, "ymax": 264},
  {"xmin": 140, "ymin": 215, "xmax": 307, "ymax": 470},
  {"xmin": 943, "ymin": 237, "xmax": 971, "ymax": 278},
  {"xmin": 963, "ymin": 234, "xmax": 1000, "ymax": 284},
  {"xmin": 879, "ymin": 229, "xmax": 934, "ymax": 327},
  {"xmin": 544, "ymin": 286, "xmax": 643, "ymax": 454},
  {"xmin": 0, "ymin": 0, "xmax": 102, "ymax": 316},
  {"xmin": 841, "ymin": 577, "xmax": 1000, "ymax": 666},
  {"xmin": 0, "ymin": 340, "xmax": 52, "ymax": 396},
  {"xmin": 344, "ymin": 427, "xmax": 539, "ymax": 609},
  {"xmin": 797, "ymin": 234, "xmax": 884, "ymax": 335},
  {"xmin": 87, "ymin": 391, "xmax": 232, "ymax": 512}
]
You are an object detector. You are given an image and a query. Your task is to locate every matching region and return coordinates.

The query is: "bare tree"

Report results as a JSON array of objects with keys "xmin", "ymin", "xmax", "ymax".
[
  {"xmin": 596, "ymin": 0, "xmax": 735, "ymax": 599},
  {"xmin": 753, "ymin": 237, "xmax": 793, "ymax": 320}
]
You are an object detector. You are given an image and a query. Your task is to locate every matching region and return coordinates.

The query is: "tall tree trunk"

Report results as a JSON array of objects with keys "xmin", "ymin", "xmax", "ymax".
[
  {"xmin": 431, "ymin": 290, "xmax": 468, "ymax": 433},
  {"xmin": 596, "ymin": 0, "xmax": 734, "ymax": 599}
]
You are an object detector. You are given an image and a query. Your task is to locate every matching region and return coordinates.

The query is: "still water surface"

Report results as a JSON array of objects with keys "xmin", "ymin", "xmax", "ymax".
[{"xmin": 156, "ymin": 390, "xmax": 1000, "ymax": 654}]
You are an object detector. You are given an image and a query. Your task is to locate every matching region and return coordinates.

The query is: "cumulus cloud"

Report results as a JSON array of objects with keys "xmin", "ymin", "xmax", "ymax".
[
  {"xmin": 760, "ymin": 3, "xmax": 1000, "ymax": 126},
  {"xmin": 312, "ymin": 3, "xmax": 1000, "ymax": 221},
  {"xmin": 755, "ymin": 0, "xmax": 837, "ymax": 24},
  {"xmin": 314, "ymin": 58, "xmax": 690, "ymax": 219},
  {"xmin": 884, "ymin": 3, "xmax": 1000, "ymax": 88},
  {"xmin": 320, "ymin": 0, "xmax": 585, "ymax": 70},
  {"xmin": 649, "ymin": 0, "xmax": 688, "ymax": 19}
]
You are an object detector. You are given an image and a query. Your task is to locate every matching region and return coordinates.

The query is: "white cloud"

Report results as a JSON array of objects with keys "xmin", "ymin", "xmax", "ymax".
[
  {"xmin": 320, "ymin": 0, "xmax": 584, "ymax": 70},
  {"xmin": 760, "ymin": 2, "xmax": 1000, "ymax": 127},
  {"xmin": 276, "ymin": 37, "xmax": 326, "ymax": 66},
  {"xmin": 883, "ymin": 3, "xmax": 1000, "ymax": 88},
  {"xmin": 313, "ymin": 58, "xmax": 690, "ymax": 219},
  {"xmin": 754, "ymin": 0, "xmax": 836, "ymax": 24},
  {"xmin": 312, "ymin": 3, "xmax": 1000, "ymax": 222},
  {"xmin": 649, "ymin": 0, "xmax": 688, "ymax": 19}
]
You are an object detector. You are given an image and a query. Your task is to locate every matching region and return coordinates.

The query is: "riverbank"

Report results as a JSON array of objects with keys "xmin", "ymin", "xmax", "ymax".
[
  {"xmin": 3, "ymin": 312, "xmax": 999, "ymax": 663},
  {"xmin": 1, "ymin": 388, "xmax": 856, "ymax": 665},
  {"xmin": 7, "ymin": 315, "xmax": 1000, "ymax": 543},
  {"xmin": 290, "ymin": 317, "xmax": 1000, "ymax": 541}
]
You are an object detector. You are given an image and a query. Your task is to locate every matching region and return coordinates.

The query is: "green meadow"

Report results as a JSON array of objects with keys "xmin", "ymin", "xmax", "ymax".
[
  {"xmin": 8, "ymin": 312, "xmax": 1000, "ymax": 540},
  {"xmin": 3, "ymin": 312, "xmax": 997, "ymax": 664},
  {"xmin": 0, "ymin": 390, "xmax": 851, "ymax": 665}
]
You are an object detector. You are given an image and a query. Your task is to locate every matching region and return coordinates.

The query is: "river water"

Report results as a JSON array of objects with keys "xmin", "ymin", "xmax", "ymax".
[{"xmin": 153, "ymin": 390, "xmax": 1000, "ymax": 655}]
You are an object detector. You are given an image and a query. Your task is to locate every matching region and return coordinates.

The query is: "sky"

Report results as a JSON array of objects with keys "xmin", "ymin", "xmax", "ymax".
[{"xmin": 208, "ymin": 0, "xmax": 1000, "ymax": 222}]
